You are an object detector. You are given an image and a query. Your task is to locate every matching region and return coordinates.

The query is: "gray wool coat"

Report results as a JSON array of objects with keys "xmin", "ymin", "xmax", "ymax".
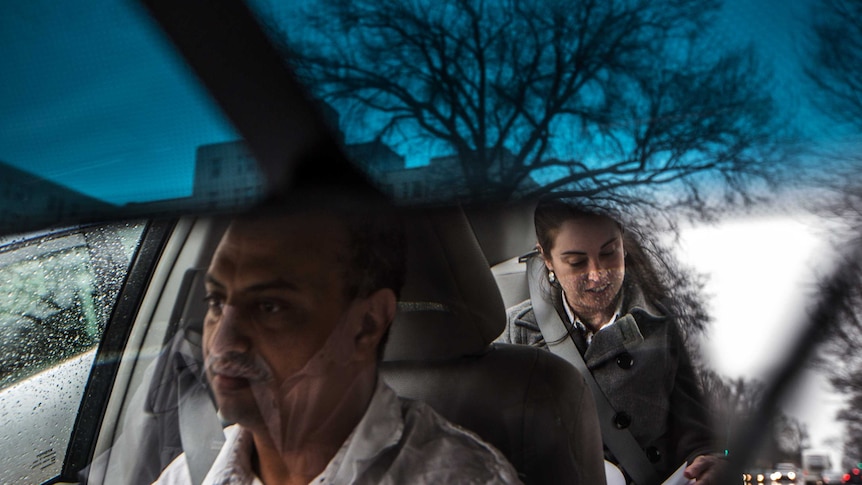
[{"xmin": 496, "ymin": 278, "xmax": 715, "ymax": 483}]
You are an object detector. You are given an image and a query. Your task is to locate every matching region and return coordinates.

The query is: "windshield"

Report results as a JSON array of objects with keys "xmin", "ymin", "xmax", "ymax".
[
  {"xmin": 3, "ymin": 0, "xmax": 862, "ymax": 483},
  {"xmin": 245, "ymin": 0, "xmax": 861, "ymax": 471}
]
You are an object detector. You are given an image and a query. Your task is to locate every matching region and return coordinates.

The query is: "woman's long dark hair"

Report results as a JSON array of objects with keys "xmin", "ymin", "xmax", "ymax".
[{"xmin": 533, "ymin": 196, "xmax": 670, "ymax": 307}]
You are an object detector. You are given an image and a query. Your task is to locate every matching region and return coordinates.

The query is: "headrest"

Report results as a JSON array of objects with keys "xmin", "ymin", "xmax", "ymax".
[
  {"xmin": 491, "ymin": 255, "xmax": 529, "ymax": 309},
  {"xmin": 383, "ymin": 207, "xmax": 506, "ymax": 361}
]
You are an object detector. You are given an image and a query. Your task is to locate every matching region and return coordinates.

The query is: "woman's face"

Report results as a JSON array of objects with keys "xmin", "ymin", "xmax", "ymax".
[{"xmin": 542, "ymin": 215, "xmax": 625, "ymax": 323}]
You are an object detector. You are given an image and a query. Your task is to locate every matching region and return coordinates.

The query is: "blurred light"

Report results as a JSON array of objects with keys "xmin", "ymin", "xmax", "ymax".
[{"xmin": 788, "ymin": 471, "xmax": 797, "ymax": 480}]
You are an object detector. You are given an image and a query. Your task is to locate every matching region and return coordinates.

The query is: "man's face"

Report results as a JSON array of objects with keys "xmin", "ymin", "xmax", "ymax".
[
  {"xmin": 544, "ymin": 215, "xmax": 625, "ymax": 322},
  {"xmin": 202, "ymin": 213, "xmax": 356, "ymax": 428}
]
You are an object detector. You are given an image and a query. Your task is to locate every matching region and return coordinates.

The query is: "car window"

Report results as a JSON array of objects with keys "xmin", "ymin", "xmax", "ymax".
[
  {"xmin": 0, "ymin": 222, "xmax": 146, "ymax": 485},
  {"xmin": 244, "ymin": 0, "xmax": 860, "ymax": 477},
  {"xmin": 3, "ymin": 0, "xmax": 862, "ymax": 482},
  {"xmin": 0, "ymin": 1, "xmax": 265, "ymax": 235}
]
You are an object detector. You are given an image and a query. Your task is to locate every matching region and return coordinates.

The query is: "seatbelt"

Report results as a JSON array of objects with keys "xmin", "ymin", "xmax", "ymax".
[
  {"xmin": 525, "ymin": 254, "xmax": 661, "ymax": 485},
  {"xmin": 177, "ymin": 332, "xmax": 225, "ymax": 485}
]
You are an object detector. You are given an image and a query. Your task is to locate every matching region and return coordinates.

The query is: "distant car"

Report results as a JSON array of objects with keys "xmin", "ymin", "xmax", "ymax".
[
  {"xmin": 743, "ymin": 468, "xmax": 770, "ymax": 484},
  {"xmin": 844, "ymin": 467, "xmax": 862, "ymax": 484},
  {"xmin": 771, "ymin": 462, "xmax": 800, "ymax": 482},
  {"xmin": 820, "ymin": 470, "xmax": 843, "ymax": 484},
  {"xmin": 804, "ymin": 452, "xmax": 834, "ymax": 484}
]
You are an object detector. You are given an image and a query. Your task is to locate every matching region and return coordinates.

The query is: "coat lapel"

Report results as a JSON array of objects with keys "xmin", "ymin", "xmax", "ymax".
[{"xmin": 583, "ymin": 314, "xmax": 645, "ymax": 368}]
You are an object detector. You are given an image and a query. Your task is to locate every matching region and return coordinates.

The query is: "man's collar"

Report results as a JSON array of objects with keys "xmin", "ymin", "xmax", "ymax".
[
  {"xmin": 313, "ymin": 378, "xmax": 404, "ymax": 484},
  {"xmin": 206, "ymin": 425, "xmax": 261, "ymax": 484},
  {"xmin": 211, "ymin": 379, "xmax": 404, "ymax": 485}
]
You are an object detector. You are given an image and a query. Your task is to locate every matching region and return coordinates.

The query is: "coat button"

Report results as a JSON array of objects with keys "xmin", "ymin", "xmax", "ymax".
[
  {"xmin": 616, "ymin": 352, "xmax": 634, "ymax": 369},
  {"xmin": 646, "ymin": 446, "xmax": 661, "ymax": 463},
  {"xmin": 613, "ymin": 412, "xmax": 631, "ymax": 429}
]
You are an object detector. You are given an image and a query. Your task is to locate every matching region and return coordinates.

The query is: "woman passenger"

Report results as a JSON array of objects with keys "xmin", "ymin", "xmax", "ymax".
[{"xmin": 498, "ymin": 197, "xmax": 724, "ymax": 484}]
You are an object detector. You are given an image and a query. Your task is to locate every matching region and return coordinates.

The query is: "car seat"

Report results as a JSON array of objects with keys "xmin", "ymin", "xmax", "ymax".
[
  {"xmin": 491, "ymin": 254, "xmax": 531, "ymax": 309},
  {"xmin": 90, "ymin": 208, "xmax": 604, "ymax": 485},
  {"xmin": 381, "ymin": 207, "xmax": 605, "ymax": 485}
]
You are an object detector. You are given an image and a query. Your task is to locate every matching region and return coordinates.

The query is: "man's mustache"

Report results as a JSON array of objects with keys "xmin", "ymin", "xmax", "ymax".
[{"xmin": 205, "ymin": 352, "xmax": 273, "ymax": 383}]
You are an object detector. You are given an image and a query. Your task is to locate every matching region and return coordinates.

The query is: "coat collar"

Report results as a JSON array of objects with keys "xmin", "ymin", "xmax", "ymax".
[{"xmin": 552, "ymin": 276, "xmax": 667, "ymax": 366}]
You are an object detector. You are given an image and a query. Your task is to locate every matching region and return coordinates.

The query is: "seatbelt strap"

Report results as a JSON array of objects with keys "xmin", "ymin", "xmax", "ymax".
[
  {"xmin": 177, "ymin": 352, "xmax": 225, "ymax": 485},
  {"xmin": 525, "ymin": 254, "xmax": 661, "ymax": 485}
]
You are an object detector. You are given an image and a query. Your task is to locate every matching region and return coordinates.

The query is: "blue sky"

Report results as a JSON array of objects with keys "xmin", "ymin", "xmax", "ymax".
[
  {"xmin": 0, "ymin": 0, "xmax": 823, "ymax": 205},
  {"xmin": 0, "ymin": 0, "xmax": 238, "ymax": 204}
]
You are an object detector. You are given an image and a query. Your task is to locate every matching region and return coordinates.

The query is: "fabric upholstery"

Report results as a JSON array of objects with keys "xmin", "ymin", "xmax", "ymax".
[{"xmin": 381, "ymin": 207, "xmax": 605, "ymax": 485}]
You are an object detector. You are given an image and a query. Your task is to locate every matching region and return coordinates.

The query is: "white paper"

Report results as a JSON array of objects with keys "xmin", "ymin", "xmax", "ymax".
[
  {"xmin": 662, "ymin": 462, "xmax": 694, "ymax": 485},
  {"xmin": 604, "ymin": 460, "xmax": 693, "ymax": 485},
  {"xmin": 605, "ymin": 460, "xmax": 626, "ymax": 485}
]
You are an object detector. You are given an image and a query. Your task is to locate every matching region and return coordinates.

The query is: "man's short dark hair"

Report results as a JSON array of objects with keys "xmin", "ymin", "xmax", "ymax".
[
  {"xmin": 252, "ymin": 188, "xmax": 407, "ymax": 301},
  {"xmin": 243, "ymin": 188, "xmax": 406, "ymax": 362},
  {"xmin": 340, "ymin": 207, "xmax": 406, "ymax": 300}
]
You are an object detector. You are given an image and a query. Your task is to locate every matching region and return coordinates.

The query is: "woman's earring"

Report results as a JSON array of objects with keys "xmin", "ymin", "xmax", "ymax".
[{"xmin": 548, "ymin": 270, "xmax": 557, "ymax": 284}]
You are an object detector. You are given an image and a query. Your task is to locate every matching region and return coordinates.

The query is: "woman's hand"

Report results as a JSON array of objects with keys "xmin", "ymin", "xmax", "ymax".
[{"xmin": 683, "ymin": 454, "xmax": 725, "ymax": 483}]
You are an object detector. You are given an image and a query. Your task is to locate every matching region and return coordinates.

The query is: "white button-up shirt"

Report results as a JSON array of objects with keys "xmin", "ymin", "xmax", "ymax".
[
  {"xmin": 153, "ymin": 379, "xmax": 521, "ymax": 485},
  {"xmin": 561, "ymin": 289, "xmax": 624, "ymax": 346}
]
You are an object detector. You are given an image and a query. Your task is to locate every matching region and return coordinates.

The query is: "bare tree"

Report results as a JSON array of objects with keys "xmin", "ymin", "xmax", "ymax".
[
  {"xmin": 278, "ymin": 0, "xmax": 782, "ymax": 206},
  {"xmin": 770, "ymin": 414, "xmax": 810, "ymax": 464},
  {"xmin": 700, "ymin": 370, "xmax": 762, "ymax": 459},
  {"xmin": 832, "ymin": 372, "xmax": 862, "ymax": 468},
  {"xmin": 815, "ymin": 247, "xmax": 862, "ymax": 468},
  {"xmin": 805, "ymin": 0, "xmax": 862, "ymax": 128},
  {"xmin": 700, "ymin": 369, "xmax": 812, "ymax": 467},
  {"xmin": 804, "ymin": 0, "xmax": 862, "ymax": 467}
]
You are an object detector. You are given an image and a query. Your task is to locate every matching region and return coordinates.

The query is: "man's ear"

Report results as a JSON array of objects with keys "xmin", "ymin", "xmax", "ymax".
[{"xmin": 354, "ymin": 288, "xmax": 396, "ymax": 360}]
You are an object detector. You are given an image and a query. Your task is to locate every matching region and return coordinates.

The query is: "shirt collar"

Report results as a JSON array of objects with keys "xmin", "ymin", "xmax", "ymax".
[
  {"xmin": 211, "ymin": 378, "xmax": 403, "ymax": 485},
  {"xmin": 311, "ymin": 378, "xmax": 404, "ymax": 484},
  {"xmin": 561, "ymin": 288, "xmax": 624, "ymax": 345},
  {"xmin": 207, "ymin": 425, "xmax": 261, "ymax": 484}
]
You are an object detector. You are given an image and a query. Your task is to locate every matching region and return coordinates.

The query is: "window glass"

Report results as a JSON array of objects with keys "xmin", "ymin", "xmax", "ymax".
[
  {"xmin": 0, "ymin": 1, "xmax": 264, "ymax": 234},
  {"xmin": 2, "ymin": 0, "xmax": 859, "ymax": 480},
  {"xmin": 244, "ymin": 0, "xmax": 862, "ymax": 477},
  {"xmin": 0, "ymin": 221, "xmax": 146, "ymax": 485}
]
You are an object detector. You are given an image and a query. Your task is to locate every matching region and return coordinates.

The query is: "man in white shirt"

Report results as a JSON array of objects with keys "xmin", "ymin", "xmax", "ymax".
[{"xmin": 154, "ymin": 199, "xmax": 521, "ymax": 485}]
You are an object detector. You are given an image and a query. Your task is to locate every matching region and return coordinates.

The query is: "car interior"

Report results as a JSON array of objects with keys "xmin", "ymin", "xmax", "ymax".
[
  {"xmin": 79, "ymin": 204, "xmax": 605, "ymax": 485},
  {"xmin": 2, "ymin": 0, "xmax": 859, "ymax": 484}
]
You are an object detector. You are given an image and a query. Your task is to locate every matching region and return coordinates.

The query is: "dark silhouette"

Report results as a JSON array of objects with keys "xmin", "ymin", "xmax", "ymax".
[{"xmin": 700, "ymin": 369, "xmax": 810, "ymax": 468}]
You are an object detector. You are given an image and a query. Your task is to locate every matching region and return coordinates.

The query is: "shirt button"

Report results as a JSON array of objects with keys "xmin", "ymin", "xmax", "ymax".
[
  {"xmin": 613, "ymin": 411, "xmax": 631, "ymax": 429},
  {"xmin": 616, "ymin": 352, "xmax": 634, "ymax": 369},
  {"xmin": 646, "ymin": 446, "xmax": 661, "ymax": 463}
]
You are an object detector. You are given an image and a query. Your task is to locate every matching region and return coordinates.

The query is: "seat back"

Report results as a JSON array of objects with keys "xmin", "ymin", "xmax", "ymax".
[
  {"xmin": 381, "ymin": 207, "xmax": 605, "ymax": 485},
  {"xmin": 491, "ymin": 254, "xmax": 531, "ymax": 309}
]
